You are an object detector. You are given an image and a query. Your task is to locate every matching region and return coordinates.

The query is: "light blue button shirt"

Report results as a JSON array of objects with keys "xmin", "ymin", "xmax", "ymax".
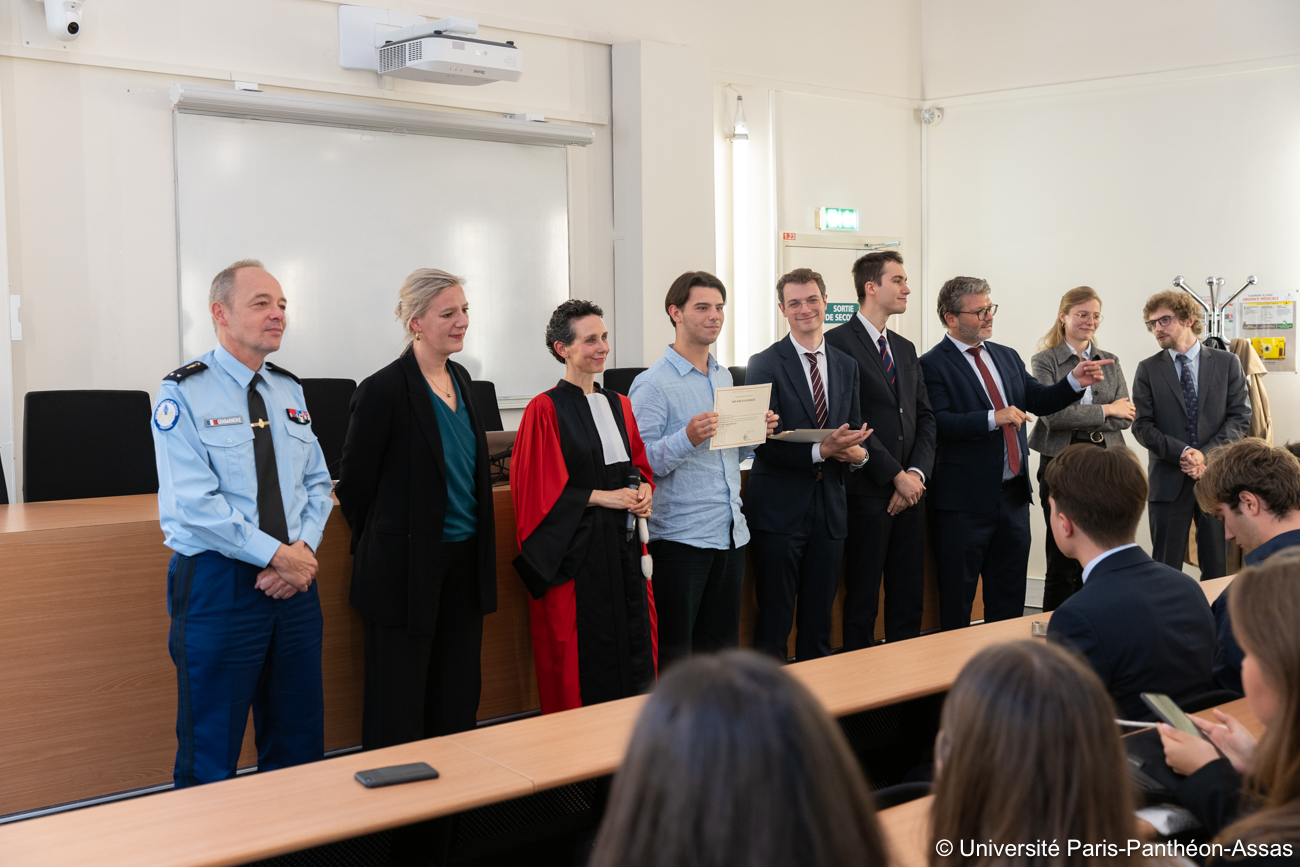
[
  {"xmin": 629, "ymin": 345, "xmax": 749, "ymax": 550},
  {"xmin": 1081, "ymin": 543, "xmax": 1140, "ymax": 584},
  {"xmin": 152, "ymin": 344, "xmax": 334, "ymax": 567},
  {"xmin": 1168, "ymin": 340, "xmax": 1201, "ymax": 394}
]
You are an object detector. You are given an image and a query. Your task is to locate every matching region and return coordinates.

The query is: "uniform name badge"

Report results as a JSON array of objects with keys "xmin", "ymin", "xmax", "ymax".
[
  {"xmin": 154, "ymin": 399, "xmax": 180, "ymax": 431},
  {"xmin": 287, "ymin": 408, "xmax": 311, "ymax": 425},
  {"xmin": 203, "ymin": 416, "xmax": 243, "ymax": 427}
]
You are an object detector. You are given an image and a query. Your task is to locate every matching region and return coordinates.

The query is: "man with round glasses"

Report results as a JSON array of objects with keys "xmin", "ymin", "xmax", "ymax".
[
  {"xmin": 1132, "ymin": 290, "xmax": 1250, "ymax": 579},
  {"xmin": 919, "ymin": 276, "xmax": 1112, "ymax": 629}
]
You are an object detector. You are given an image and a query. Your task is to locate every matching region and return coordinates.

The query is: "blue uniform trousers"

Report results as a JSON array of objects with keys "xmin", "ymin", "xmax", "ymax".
[{"xmin": 167, "ymin": 551, "xmax": 324, "ymax": 787}]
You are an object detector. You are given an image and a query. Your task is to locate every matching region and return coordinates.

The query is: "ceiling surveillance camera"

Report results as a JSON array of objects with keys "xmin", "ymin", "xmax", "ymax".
[{"xmin": 42, "ymin": 0, "xmax": 83, "ymax": 41}]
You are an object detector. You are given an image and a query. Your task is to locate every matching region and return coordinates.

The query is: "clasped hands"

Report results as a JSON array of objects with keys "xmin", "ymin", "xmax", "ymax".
[
  {"xmin": 255, "ymin": 540, "xmax": 318, "ymax": 600},
  {"xmin": 888, "ymin": 469, "xmax": 925, "ymax": 516},
  {"xmin": 590, "ymin": 483, "xmax": 653, "ymax": 518},
  {"xmin": 1181, "ymin": 447, "xmax": 1206, "ymax": 479}
]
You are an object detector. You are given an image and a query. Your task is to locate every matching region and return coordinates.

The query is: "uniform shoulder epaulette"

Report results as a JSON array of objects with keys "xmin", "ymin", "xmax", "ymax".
[
  {"xmin": 163, "ymin": 361, "xmax": 208, "ymax": 383},
  {"xmin": 265, "ymin": 361, "xmax": 300, "ymax": 384}
]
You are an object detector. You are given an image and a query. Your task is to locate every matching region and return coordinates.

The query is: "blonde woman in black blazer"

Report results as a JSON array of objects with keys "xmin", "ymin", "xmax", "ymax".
[
  {"xmin": 336, "ymin": 269, "xmax": 496, "ymax": 753},
  {"xmin": 1027, "ymin": 286, "xmax": 1133, "ymax": 610}
]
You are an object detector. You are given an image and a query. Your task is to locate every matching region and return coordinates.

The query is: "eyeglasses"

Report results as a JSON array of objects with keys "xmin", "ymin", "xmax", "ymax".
[
  {"xmin": 958, "ymin": 304, "xmax": 999, "ymax": 321},
  {"xmin": 1144, "ymin": 315, "xmax": 1176, "ymax": 332},
  {"xmin": 1071, "ymin": 311, "xmax": 1104, "ymax": 324}
]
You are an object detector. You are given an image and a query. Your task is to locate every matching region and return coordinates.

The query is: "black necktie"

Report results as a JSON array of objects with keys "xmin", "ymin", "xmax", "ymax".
[
  {"xmin": 248, "ymin": 373, "xmax": 290, "ymax": 545},
  {"xmin": 1177, "ymin": 354, "xmax": 1200, "ymax": 449}
]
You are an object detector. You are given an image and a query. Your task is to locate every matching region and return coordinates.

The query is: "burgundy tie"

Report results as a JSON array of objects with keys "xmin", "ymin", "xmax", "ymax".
[
  {"xmin": 805, "ymin": 352, "xmax": 828, "ymax": 428},
  {"xmin": 967, "ymin": 346, "xmax": 1020, "ymax": 476}
]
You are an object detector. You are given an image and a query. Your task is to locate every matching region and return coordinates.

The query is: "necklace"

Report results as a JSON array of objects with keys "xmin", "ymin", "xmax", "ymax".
[{"xmin": 430, "ymin": 373, "xmax": 453, "ymax": 399}]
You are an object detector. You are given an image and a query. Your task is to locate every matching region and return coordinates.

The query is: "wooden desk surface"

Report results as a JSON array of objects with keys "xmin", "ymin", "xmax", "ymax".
[
  {"xmin": 877, "ymin": 697, "xmax": 1265, "ymax": 867},
  {"xmin": 0, "ymin": 739, "xmax": 533, "ymax": 867}
]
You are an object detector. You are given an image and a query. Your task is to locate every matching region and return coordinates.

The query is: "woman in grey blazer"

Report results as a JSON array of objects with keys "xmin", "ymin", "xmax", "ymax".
[{"xmin": 1028, "ymin": 286, "xmax": 1135, "ymax": 610}]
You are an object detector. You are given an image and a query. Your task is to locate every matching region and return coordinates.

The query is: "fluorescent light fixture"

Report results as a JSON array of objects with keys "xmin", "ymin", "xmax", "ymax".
[{"xmin": 169, "ymin": 84, "xmax": 594, "ymax": 148}]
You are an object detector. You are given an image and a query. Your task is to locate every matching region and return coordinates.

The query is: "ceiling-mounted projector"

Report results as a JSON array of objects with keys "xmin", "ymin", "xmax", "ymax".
[{"xmin": 338, "ymin": 7, "xmax": 522, "ymax": 86}]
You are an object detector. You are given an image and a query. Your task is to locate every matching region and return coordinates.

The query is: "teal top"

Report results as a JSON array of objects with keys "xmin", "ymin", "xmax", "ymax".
[{"xmin": 429, "ymin": 372, "xmax": 478, "ymax": 542}]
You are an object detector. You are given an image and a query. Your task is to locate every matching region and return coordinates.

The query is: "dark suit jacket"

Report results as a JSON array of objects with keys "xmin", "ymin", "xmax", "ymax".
[
  {"xmin": 824, "ymin": 317, "xmax": 935, "ymax": 498},
  {"xmin": 1047, "ymin": 545, "xmax": 1217, "ymax": 720},
  {"xmin": 919, "ymin": 336, "xmax": 1080, "ymax": 512},
  {"xmin": 336, "ymin": 350, "xmax": 497, "ymax": 635},
  {"xmin": 1212, "ymin": 529, "xmax": 1300, "ymax": 693},
  {"xmin": 1131, "ymin": 345, "xmax": 1251, "ymax": 502},
  {"xmin": 744, "ymin": 335, "xmax": 862, "ymax": 538}
]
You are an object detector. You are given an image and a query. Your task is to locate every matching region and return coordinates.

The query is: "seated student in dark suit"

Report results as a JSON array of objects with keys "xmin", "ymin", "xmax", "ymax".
[
  {"xmin": 1045, "ymin": 443, "xmax": 1217, "ymax": 720},
  {"xmin": 745, "ymin": 268, "xmax": 870, "ymax": 662},
  {"xmin": 1193, "ymin": 438, "xmax": 1300, "ymax": 694},
  {"xmin": 919, "ymin": 276, "xmax": 1111, "ymax": 629}
]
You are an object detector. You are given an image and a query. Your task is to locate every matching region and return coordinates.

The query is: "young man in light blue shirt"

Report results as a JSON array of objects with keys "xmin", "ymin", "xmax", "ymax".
[{"xmin": 629, "ymin": 272, "xmax": 777, "ymax": 671}]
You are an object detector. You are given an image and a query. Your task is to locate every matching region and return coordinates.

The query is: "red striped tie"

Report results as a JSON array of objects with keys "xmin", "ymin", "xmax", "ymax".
[
  {"xmin": 968, "ymin": 345, "xmax": 1020, "ymax": 476},
  {"xmin": 805, "ymin": 352, "xmax": 828, "ymax": 428}
]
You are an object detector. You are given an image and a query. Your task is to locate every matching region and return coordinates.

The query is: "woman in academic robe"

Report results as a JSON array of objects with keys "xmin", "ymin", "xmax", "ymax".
[
  {"xmin": 336, "ymin": 268, "xmax": 497, "ymax": 749},
  {"xmin": 512, "ymin": 299, "xmax": 657, "ymax": 714}
]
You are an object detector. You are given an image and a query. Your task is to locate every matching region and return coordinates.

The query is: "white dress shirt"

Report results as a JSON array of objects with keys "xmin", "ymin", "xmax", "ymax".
[
  {"xmin": 858, "ymin": 312, "xmax": 925, "ymax": 483},
  {"xmin": 788, "ymin": 332, "xmax": 866, "ymax": 467},
  {"xmin": 1081, "ymin": 543, "xmax": 1140, "ymax": 584}
]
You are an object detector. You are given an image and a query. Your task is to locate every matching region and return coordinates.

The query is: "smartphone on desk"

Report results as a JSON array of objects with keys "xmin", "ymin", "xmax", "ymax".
[
  {"xmin": 355, "ymin": 762, "xmax": 440, "ymax": 788},
  {"xmin": 1141, "ymin": 692, "xmax": 1205, "ymax": 739}
]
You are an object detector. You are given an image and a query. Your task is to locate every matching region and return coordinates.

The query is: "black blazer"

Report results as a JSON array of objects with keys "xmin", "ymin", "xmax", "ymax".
[
  {"xmin": 824, "ymin": 317, "xmax": 935, "ymax": 498},
  {"xmin": 1047, "ymin": 545, "xmax": 1216, "ymax": 720},
  {"xmin": 919, "ymin": 336, "xmax": 1080, "ymax": 512},
  {"xmin": 336, "ymin": 350, "xmax": 497, "ymax": 634},
  {"xmin": 744, "ymin": 336, "xmax": 862, "ymax": 538}
]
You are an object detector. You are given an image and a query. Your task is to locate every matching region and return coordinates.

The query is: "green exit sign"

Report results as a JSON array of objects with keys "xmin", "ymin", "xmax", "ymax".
[
  {"xmin": 825, "ymin": 302, "xmax": 859, "ymax": 324},
  {"xmin": 817, "ymin": 207, "xmax": 859, "ymax": 231}
]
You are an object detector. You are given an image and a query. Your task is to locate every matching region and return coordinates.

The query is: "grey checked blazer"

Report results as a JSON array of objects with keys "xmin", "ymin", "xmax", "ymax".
[{"xmin": 1027, "ymin": 342, "xmax": 1131, "ymax": 456}]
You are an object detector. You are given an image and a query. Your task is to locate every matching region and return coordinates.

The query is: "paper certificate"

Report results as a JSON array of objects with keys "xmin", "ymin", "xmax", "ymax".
[{"xmin": 709, "ymin": 384, "xmax": 772, "ymax": 450}]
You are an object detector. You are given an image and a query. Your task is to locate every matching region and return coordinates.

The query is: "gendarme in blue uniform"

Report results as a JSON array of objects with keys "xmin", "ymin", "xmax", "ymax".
[{"xmin": 152, "ymin": 343, "xmax": 334, "ymax": 787}]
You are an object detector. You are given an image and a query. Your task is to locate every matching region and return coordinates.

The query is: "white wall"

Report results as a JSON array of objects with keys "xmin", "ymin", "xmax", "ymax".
[{"xmin": 925, "ymin": 61, "xmax": 1300, "ymax": 578}]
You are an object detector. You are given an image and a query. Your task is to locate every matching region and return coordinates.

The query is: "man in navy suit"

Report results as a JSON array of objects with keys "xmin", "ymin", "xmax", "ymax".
[
  {"xmin": 919, "ymin": 276, "xmax": 1112, "ymax": 629},
  {"xmin": 746, "ymin": 268, "xmax": 871, "ymax": 662},
  {"xmin": 1045, "ymin": 444, "xmax": 1216, "ymax": 719},
  {"xmin": 1193, "ymin": 438, "xmax": 1300, "ymax": 693},
  {"xmin": 825, "ymin": 251, "xmax": 935, "ymax": 646}
]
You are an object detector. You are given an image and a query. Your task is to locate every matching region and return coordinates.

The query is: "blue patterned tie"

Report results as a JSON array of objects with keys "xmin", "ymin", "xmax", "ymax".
[
  {"xmin": 878, "ymin": 334, "xmax": 896, "ymax": 392},
  {"xmin": 1177, "ymin": 353, "xmax": 1200, "ymax": 449}
]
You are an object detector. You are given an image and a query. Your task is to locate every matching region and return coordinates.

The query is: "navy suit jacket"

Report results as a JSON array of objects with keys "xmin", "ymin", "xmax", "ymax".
[
  {"xmin": 744, "ymin": 336, "xmax": 862, "ymax": 538},
  {"xmin": 824, "ymin": 317, "xmax": 936, "ymax": 498},
  {"xmin": 919, "ymin": 336, "xmax": 1080, "ymax": 512},
  {"xmin": 1048, "ymin": 546, "xmax": 1217, "ymax": 719},
  {"xmin": 1212, "ymin": 529, "xmax": 1300, "ymax": 693}
]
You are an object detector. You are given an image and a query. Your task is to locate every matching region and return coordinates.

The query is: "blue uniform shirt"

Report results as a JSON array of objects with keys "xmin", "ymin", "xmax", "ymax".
[{"xmin": 152, "ymin": 344, "xmax": 334, "ymax": 567}]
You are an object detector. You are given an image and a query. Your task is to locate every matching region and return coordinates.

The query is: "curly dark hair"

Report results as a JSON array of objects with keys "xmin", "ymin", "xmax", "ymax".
[{"xmin": 546, "ymin": 299, "xmax": 605, "ymax": 363}]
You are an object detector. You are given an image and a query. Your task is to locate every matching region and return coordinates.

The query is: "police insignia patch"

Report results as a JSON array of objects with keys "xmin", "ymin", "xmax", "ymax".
[
  {"xmin": 286, "ymin": 408, "xmax": 311, "ymax": 425},
  {"xmin": 154, "ymin": 399, "xmax": 181, "ymax": 431}
]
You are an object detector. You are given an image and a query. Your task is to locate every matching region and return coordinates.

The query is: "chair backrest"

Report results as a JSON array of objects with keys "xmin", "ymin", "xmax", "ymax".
[
  {"xmin": 300, "ymin": 378, "xmax": 356, "ymax": 478},
  {"xmin": 468, "ymin": 380, "xmax": 505, "ymax": 432},
  {"xmin": 602, "ymin": 367, "xmax": 646, "ymax": 396},
  {"xmin": 728, "ymin": 365, "xmax": 746, "ymax": 386},
  {"xmin": 24, "ymin": 390, "xmax": 158, "ymax": 502}
]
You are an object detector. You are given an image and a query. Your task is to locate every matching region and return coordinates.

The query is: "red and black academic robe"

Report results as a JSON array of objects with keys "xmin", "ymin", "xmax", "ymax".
[{"xmin": 512, "ymin": 380, "xmax": 658, "ymax": 714}]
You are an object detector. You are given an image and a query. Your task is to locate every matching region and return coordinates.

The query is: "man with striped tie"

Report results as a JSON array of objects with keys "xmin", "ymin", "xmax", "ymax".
[
  {"xmin": 744, "ymin": 268, "xmax": 871, "ymax": 662},
  {"xmin": 826, "ymin": 252, "xmax": 935, "ymax": 647}
]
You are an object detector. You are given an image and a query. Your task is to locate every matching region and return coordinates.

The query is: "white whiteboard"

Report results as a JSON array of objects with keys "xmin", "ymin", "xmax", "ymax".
[{"xmin": 175, "ymin": 112, "xmax": 571, "ymax": 402}]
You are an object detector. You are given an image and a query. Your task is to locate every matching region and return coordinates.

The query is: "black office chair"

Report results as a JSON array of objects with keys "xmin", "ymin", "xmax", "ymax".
[
  {"xmin": 468, "ymin": 380, "xmax": 505, "ymax": 432},
  {"xmin": 24, "ymin": 390, "xmax": 158, "ymax": 503},
  {"xmin": 728, "ymin": 365, "xmax": 746, "ymax": 386},
  {"xmin": 301, "ymin": 378, "xmax": 356, "ymax": 479},
  {"xmin": 1180, "ymin": 689, "xmax": 1245, "ymax": 714},
  {"xmin": 602, "ymin": 367, "xmax": 645, "ymax": 396},
  {"xmin": 0, "ymin": 448, "xmax": 9, "ymax": 505}
]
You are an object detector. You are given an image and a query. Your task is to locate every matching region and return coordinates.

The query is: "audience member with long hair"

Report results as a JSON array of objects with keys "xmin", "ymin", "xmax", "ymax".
[
  {"xmin": 589, "ymin": 650, "xmax": 888, "ymax": 867},
  {"xmin": 930, "ymin": 640, "xmax": 1143, "ymax": 867},
  {"xmin": 1160, "ymin": 552, "xmax": 1300, "ymax": 857}
]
